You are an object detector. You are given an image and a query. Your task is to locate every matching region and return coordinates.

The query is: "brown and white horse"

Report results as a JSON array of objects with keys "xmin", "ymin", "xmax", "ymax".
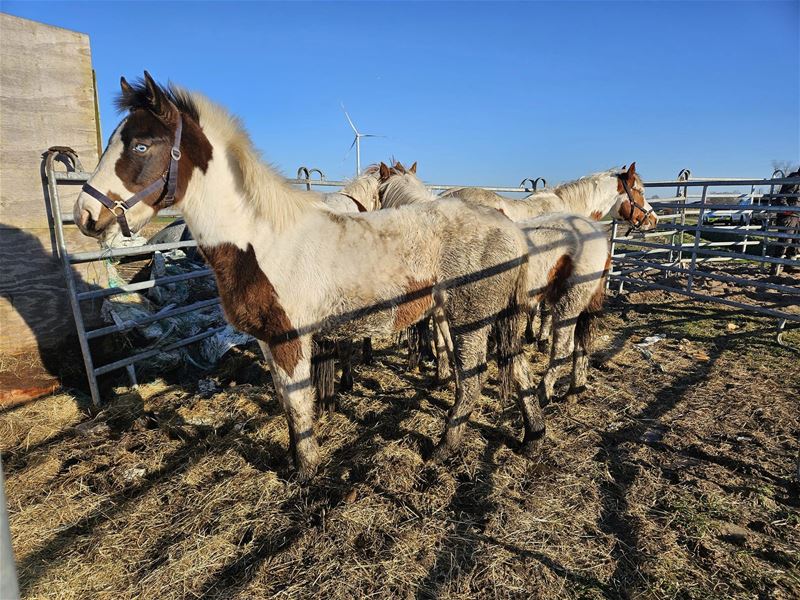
[
  {"xmin": 378, "ymin": 166, "xmax": 611, "ymax": 403},
  {"xmin": 439, "ymin": 165, "xmax": 658, "ymax": 230},
  {"xmin": 74, "ymin": 73, "xmax": 546, "ymax": 475},
  {"xmin": 439, "ymin": 165, "xmax": 653, "ymax": 354}
]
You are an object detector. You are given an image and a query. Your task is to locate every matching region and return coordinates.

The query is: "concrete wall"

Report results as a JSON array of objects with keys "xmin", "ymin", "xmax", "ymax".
[{"xmin": 0, "ymin": 14, "xmax": 107, "ymax": 390}]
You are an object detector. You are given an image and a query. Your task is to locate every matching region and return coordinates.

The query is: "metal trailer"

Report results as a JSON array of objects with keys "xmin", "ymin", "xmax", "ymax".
[
  {"xmin": 607, "ymin": 170, "xmax": 800, "ymax": 343},
  {"xmin": 43, "ymin": 149, "xmax": 546, "ymax": 406}
]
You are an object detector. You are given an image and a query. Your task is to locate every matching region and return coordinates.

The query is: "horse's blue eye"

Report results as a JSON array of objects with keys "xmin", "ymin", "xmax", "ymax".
[{"xmin": 133, "ymin": 143, "xmax": 148, "ymax": 153}]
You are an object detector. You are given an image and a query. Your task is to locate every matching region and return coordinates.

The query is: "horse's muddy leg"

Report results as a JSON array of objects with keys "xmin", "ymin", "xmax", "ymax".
[
  {"xmin": 361, "ymin": 337, "xmax": 373, "ymax": 366},
  {"xmin": 311, "ymin": 338, "xmax": 337, "ymax": 415},
  {"xmin": 432, "ymin": 326, "xmax": 488, "ymax": 461},
  {"xmin": 525, "ymin": 306, "xmax": 537, "ymax": 344},
  {"xmin": 537, "ymin": 314, "xmax": 576, "ymax": 406},
  {"xmin": 338, "ymin": 339, "xmax": 354, "ymax": 393},
  {"xmin": 567, "ymin": 336, "xmax": 590, "ymax": 399},
  {"xmin": 537, "ymin": 305, "xmax": 553, "ymax": 353},
  {"xmin": 259, "ymin": 340, "xmax": 321, "ymax": 478},
  {"xmin": 434, "ymin": 322, "xmax": 452, "ymax": 383}
]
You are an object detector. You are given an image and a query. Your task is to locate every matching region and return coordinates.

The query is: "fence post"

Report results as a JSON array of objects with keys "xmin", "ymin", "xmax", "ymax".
[
  {"xmin": 608, "ymin": 218, "xmax": 618, "ymax": 291},
  {"xmin": 686, "ymin": 185, "xmax": 708, "ymax": 293}
]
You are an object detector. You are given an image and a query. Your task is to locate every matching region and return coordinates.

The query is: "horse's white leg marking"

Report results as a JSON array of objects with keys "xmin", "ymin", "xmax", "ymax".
[{"xmin": 258, "ymin": 338, "xmax": 320, "ymax": 475}]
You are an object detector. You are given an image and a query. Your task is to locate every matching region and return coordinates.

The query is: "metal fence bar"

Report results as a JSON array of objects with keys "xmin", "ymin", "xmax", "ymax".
[
  {"xmin": 44, "ymin": 152, "xmax": 102, "ymax": 404},
  {"xmin": 613, "ymin": 275, "xmax": 800, "ymax": 322},
  {"xmin": 85, "ymin": 298, "xmax": 221, "ymax": 340},
  {"xmin": 93, "ymin": 326, "xmax": 228, "ymax": 376},
  {"xmin": 614, "ymin": 256, "xmax": 800, "ymax": 294},
  {"xmin": 69, "ymin": 240, "xmax": 199, "ymax": 263},
  {"xmin": 76, "ymin": 268, "xmax": 213, "ymax": 301}
]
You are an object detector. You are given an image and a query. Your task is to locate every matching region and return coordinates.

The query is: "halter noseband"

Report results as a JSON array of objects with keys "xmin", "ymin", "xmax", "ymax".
[
  {"xmin": 81, "ymin": 114, "xmax": 183, "ymax": 237},
  {"xmin": 618, "ymin": 174, "xmax": 654, "ymax": 231}
]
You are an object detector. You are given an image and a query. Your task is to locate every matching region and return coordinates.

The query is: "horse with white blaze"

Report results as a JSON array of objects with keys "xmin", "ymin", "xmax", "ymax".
[{"xmin": 74, "ymin": 72, "xmax": 546, "ymax": 476}]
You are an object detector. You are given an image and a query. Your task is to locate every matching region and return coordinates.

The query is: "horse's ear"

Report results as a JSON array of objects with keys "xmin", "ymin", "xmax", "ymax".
[
  {"xmin": 627, "ymin": 162, "xmax": 637, "ymax": 179},
  {"xmin": 143, "ymin": 70, "xmax": 176, "ymax": 121},
  {"xmin": 120, "ymin": 76, "xmax": 134, "ymax": 97},
  {"xmin": 379, "ymin": 162, "xmax": 391, "ymax": 181},
  {"xmin": 394, "ymin": 161, "xmax": 405, "ymax": 173},
  {"xmin": 409, "ymin": 162, "xmax": 417, "ymax": 174}
]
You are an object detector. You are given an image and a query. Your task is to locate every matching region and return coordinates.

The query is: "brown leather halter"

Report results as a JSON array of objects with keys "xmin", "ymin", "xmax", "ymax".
[
  {"xmin": 81, "ymin": 114, "xmax": 183, "ymax": 237},
  {"xmin": 618, "ymin": 174, "xmax": 654, "ymax": 230}
]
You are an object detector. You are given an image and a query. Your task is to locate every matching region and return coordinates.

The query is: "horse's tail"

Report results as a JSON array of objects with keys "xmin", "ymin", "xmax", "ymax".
[
  {"xmin": 311, "ymin": 338, "xmax": 336, "ymax": 414},
  {"xmin": 495, "ymin": 255, "xmax": 529, "ymax": 402},
  {"xmin": 576, "ymin": 253, "xmax": 611, "ymax": 352}
]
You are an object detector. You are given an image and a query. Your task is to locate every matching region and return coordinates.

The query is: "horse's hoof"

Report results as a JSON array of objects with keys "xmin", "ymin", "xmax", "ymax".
[
  {"xmin": 520, "ymin": 437, "xmax": 544, "ymax": 459},
  {"xmin": 340, "ymin": 375, "xmax": 353, "ymax": 392},
  {"xmin": 429, "ymin": 442, "xmax": 454, "ymax": 463}
]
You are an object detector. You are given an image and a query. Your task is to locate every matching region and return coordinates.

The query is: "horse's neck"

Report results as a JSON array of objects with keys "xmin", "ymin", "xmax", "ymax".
[
  {"xmin": 544, "ymin": 175, "xmax": 618, "ymax": 218},
  {"xmin": 381, "ymin": 177, "xmax": 435, "ymax": 208},
  {"xmin": 179, "ymin": 133, "xmax": 320, "ymax": 250}
]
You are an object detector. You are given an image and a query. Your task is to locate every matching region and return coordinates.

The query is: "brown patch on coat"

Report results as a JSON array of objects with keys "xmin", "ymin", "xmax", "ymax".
[
  {"xmin": 587, "ymin": 253, "xmax": 612, "ymax": 313},
  {"xmin": 394, "ymin": 278, "xmax": 434, "ymax": 330},
  {"xmin": 199, "ymin": 243, "xmax": 302, "ymax": 376},
  {"xmin": 543, "ymin": 255, "xmax": 574, "ymax": 305},
  {"xmin": 113, "ymin": 108, "xmax": 213, "ymax": 209},
  {"xmin": 590, "ymin": 210, "xmax": 603, "ymax": 220}
]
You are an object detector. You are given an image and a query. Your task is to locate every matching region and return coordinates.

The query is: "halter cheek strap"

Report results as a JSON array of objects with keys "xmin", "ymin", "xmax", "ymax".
[
  {"xmin": 619, "ymin": 175, "xmax": 654, "ymax": 230},
  {"xmin": 82, "ymin": 115, "xmax": 183, "ymax": 237}
]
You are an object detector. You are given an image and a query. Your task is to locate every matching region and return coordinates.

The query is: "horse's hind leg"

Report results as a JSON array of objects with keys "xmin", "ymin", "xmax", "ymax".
[
  {"xmin": 311, "ymin": 338, "xmax": 336, "ymax": 415},
  {"xmin": 537, "ymin": 305, "xmax": 553, "ymax": 353},
  {"xmin": 537, "ymin": 312, "xmax": 577, "ymax": 406},
  {"xmin": 338, "ymin": 339, "xmax": 354, "ymax": 392},
  {"xmin": 361, "ymin": 338, "xmax": 373, "ymax": 365},
  {"xmin": 432, "ymin": 325, "xmax": 488, "ymax": 460},
  {"xmin": 258, "ymin": 339, "xmax": 320, "ymax": 477},
  {"xmin": 434, "ymin": 322, "xmax": 452, "ymax": 383}
]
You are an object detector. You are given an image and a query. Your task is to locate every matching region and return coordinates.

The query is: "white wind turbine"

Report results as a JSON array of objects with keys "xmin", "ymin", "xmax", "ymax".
[{"xmin": 342, "ymin": 104, "xmax": 382, "ymax": 176}]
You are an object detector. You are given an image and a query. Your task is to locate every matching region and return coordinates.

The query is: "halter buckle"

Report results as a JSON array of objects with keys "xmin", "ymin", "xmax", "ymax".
[
  {"xmin": 171, "ymin": 148, "xmax": 182, "ymax": 161},
  {"xmin": 112, "ymin": 201, "xmax": 129, "ymax": 217}
]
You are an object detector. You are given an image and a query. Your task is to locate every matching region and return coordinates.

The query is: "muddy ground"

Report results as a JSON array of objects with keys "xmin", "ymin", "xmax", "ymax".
[{"xmin": 2, "ymin": 290, "xmax": 799, "ymax": 599}]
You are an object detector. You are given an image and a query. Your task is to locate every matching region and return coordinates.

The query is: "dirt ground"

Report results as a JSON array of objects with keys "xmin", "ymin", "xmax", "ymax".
[{"xmin": 2, "ymin": 290, "xmax": 799, "ymax": 599}]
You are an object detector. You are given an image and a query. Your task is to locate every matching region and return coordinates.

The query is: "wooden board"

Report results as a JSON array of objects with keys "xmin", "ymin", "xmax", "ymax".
[{"xmin": 0, "ymin": 14, "xmax": 107, "ymax": 364}]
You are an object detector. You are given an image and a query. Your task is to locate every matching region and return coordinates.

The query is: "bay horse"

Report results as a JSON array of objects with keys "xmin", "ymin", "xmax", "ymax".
[
  {"xmin": 73, "ymin": 73, "xmax": 545, "ymax": 475},
  {"xmin": 379, "ymin": 165, "xmax": 611, "ymax": 404}
]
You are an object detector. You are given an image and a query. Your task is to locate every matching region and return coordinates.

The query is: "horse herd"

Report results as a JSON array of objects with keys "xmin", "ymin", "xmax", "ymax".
[{"xmin": 74, "ymin": 72, "xmax": 658, "ymax": 477}]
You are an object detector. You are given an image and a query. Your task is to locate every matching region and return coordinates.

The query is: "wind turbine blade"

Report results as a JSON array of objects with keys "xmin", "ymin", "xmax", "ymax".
[
  {"xmin": 348, "ymin": 136, "xmax": 357, "ymax": 152},
  {"xmin": 361, "ymin": 134, "xmax": 385, "ymax": 138},
  {"xmin": 341, "ymin": 105, "xmax": 359, "ymax": 134}
]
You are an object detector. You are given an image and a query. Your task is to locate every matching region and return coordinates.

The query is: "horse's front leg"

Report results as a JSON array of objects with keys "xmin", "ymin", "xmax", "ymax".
[{"xmin": 258, "ymin": 338, "xmax": 320, "ymax": 477}]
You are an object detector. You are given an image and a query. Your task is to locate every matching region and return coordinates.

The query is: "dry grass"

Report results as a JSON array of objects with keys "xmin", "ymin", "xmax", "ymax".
[{"xmin": 2, "ymin": 292, "xmax": 799, "ymax": 599}]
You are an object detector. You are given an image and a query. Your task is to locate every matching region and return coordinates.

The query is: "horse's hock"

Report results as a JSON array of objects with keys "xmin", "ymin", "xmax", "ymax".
[{"xmin": 0, "ymin": 14, "xmax": 106, "ymax": 406}]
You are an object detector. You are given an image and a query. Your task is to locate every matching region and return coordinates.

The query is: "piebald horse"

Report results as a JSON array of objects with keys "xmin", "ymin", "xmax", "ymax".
[
  {"xmin": 74, "ymin": 73, "xmax": 545, "ymax": 475},
  {"xmin": 439, "ymin": 165, "xmax": 658, "ymax": 231},
  {"xmin": 439, "ymin": 164, "xmax": 655, "ymax": 355},
  {"xmin": 379, "ymin": 166, "xmax": 611, "ymax": 404}
]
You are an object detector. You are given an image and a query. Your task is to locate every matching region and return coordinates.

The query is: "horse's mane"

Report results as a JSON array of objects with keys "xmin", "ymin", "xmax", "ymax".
[
  {"xmin": 115, "ymin": 78, "xmax": 201, "ymax": 123},
  {"xmin": 339, "ymin": 172, "xmax": 381, "ymax": 210},
  {"xmin": 379, "ymin": 172, "xmax": 435, "ymax": 208}
]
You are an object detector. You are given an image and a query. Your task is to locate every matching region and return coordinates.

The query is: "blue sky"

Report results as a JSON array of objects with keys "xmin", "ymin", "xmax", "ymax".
[{"xmin": 3, "ymin": 1, "xmax": 799, "ymax": 185}]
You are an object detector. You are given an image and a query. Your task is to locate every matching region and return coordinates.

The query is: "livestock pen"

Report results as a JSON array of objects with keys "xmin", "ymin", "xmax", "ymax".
[{"xmin": 1, "ymin": 154, "xmax": 798, "ymax": 598}]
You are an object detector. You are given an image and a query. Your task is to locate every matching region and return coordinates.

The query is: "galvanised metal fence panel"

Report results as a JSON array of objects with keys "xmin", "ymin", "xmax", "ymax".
[
  {"xmin": 45, "ymin": 148, "xmax": 799, "ymax": 405},
  {"xmin": 607, "ymin": 170, "xmax": 800, "ymax": 342},
  {"xmin": 45, "ymin": 151, "xmax": 545, "ymax": 405}
]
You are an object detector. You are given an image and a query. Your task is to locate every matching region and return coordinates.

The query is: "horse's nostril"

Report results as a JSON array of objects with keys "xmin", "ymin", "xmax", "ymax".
[{"xmin": 78, "ymin": 208, "xmax": 96, "ymax": 232}]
